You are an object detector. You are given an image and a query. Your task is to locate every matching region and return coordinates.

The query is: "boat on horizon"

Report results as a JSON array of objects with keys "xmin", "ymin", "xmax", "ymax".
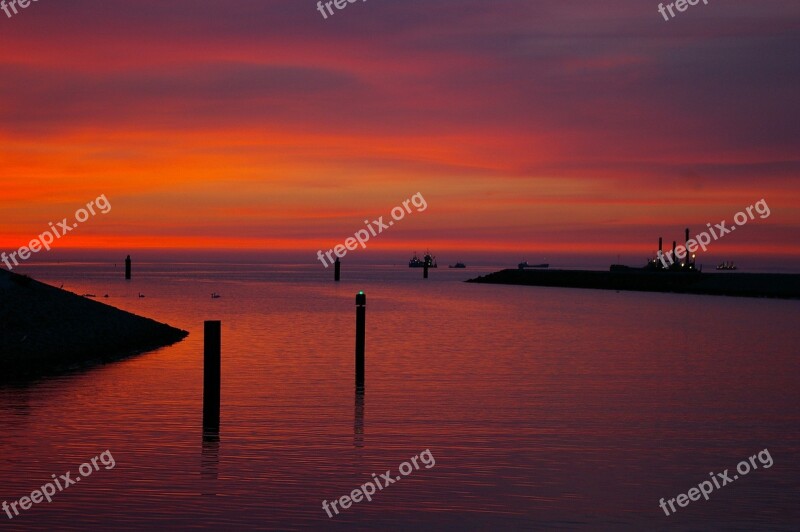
[
  {"xmin": 518, "ymin": 261, "xmax": 549, "ymax": 270},
  {"xmin": 409, "ymin": 251, "xmax": 437, "ymax": 268},
  {"xmin": 716, "ymin": 261, "xmax": 737, "ymax": 270},
  {"xmin": 449, "ymin": 262, "xmax": 466, "ymax": 269}
]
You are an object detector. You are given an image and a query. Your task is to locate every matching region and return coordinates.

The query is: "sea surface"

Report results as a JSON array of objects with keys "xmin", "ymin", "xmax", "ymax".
[{"xmin": 1, "ymin": 263, "xmax": 799, "ymax": 530}]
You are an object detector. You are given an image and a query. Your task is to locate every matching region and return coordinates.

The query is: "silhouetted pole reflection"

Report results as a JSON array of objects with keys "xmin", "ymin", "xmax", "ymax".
[
  {"xmin": 335, "ymin": 257, "xmax": 341, "ymax": 281},
  {"xmin": 355, "ymin": 292, "xmax": 365, "ymax": 389},
  {"xmin": 354, "ymin": 387, "xmax": 364, "ymax": 448},
  {"xmin": 203, "ymin": 320, "xmax": 221, "ymax": 432},
  {"xmin": 201, "ymin": 428, "xmax": 220, "ymax": 488},
  {"xmin": 125, "ymin": 255, "xmax": 131, "ymax": 280}
]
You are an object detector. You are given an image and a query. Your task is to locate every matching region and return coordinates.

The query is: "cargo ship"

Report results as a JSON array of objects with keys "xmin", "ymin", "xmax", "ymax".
[{"xmin": 518, "ymin": 261, "xmax": 549, "ymax": 270}]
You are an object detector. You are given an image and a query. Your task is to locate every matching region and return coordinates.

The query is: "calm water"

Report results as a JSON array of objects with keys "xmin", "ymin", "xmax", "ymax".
[{"xmin": 1, "ymin": 263, "xmax": 799, "ymax": 530}]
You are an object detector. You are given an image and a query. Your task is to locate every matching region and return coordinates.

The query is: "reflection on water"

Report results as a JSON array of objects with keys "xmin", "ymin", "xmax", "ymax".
[
  {"xmin": 201, "ymin": 428, "xmax": 220, "ymax": 494},
  {"xmin": 1, "ymin": 263, "xmax": 799, "ymax": 530},
  {"xmin": 0, "ymin": 384, "xmax": 33, "ymax": 419},
  {"xmin": 354, "ymin": 387, "xmax": 365, "ymax": 449}
]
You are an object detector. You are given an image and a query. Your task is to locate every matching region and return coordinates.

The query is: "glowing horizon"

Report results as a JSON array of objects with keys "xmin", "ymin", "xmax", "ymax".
[{"xmin": 1, "ymin": 1, "xmax": 799, "ymax": 265}]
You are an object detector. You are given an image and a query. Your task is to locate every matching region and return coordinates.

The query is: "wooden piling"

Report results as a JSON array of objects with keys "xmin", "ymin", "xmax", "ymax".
[
  {"xmin": 125, "ymin": 255, "xmax": 131, "ymax": 280},
  {"xmin": 203, "ymin": 320, "xmax": 221, "ymax": 430},
  {"xmin": 335, "ymin": 257, "xmax": 341, "ymax": 282},
  {"xmin": 355, "ymin": 292, "xmax": 365, "ymax": 388}
]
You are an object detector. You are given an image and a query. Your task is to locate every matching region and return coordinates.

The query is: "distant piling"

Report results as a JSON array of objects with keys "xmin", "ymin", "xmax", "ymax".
[
  {"xmin": 125, "ymin": 255, "xmax": 131, "ymax": 280},
  {"xmin": 355, "ymin": 292, "xmax": 365, "ymax": 389},
  {"xmin": 203, "ymin": 320, "xmax": 221, "ymax": 430},
  {"xmin": 423, "ymin": 262, "xmax": 429, "ymax": 279},
  {"xmin": 335, "ymin": 258, "xmax": 341, "ymax": 282}
]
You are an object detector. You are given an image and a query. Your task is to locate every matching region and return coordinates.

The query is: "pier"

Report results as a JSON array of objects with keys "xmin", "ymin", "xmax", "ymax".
[{"xmin": 467, "ymin": 269, "xmax": 800, "ymax": 300}]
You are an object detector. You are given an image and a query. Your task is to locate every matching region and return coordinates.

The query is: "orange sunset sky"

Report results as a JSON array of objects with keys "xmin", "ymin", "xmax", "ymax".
[{"xmin": 1, "ymin": 1, "xmax": 799, "ymax": 267}]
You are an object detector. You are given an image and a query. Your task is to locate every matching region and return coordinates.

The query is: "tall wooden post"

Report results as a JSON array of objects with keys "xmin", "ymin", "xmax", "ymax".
[
  {"xmin": 203, "ymin": 320, "xmax": 221, "ymax": 430},
  {"xmin": 355, "ymin": 292, "xmax": 365, "ymax": 389}
]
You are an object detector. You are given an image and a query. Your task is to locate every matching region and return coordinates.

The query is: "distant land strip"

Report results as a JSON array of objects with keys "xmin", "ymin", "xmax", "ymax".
[
  {"xmin": 0, "ymin": 269, "xmax": 188, "ymax": 382},
  {"xmin": 466, "ymin": 269, "xmax": 800, "ymax": 300}
]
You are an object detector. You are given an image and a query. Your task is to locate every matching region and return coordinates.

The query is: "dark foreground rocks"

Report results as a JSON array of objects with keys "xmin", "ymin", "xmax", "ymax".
[{"xmin": 1, "ymin": 268, "xmax": 188, "ymax": 382}]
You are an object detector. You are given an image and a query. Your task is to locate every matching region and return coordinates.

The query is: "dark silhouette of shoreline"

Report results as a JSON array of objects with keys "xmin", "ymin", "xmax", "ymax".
[
  {"xmin": 466, "ymin": 269, "xmax": 800, "ymax": 299},
  {"xmin": 0, "ymin": 268, "xmax": 188, "ymax": 383}
]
